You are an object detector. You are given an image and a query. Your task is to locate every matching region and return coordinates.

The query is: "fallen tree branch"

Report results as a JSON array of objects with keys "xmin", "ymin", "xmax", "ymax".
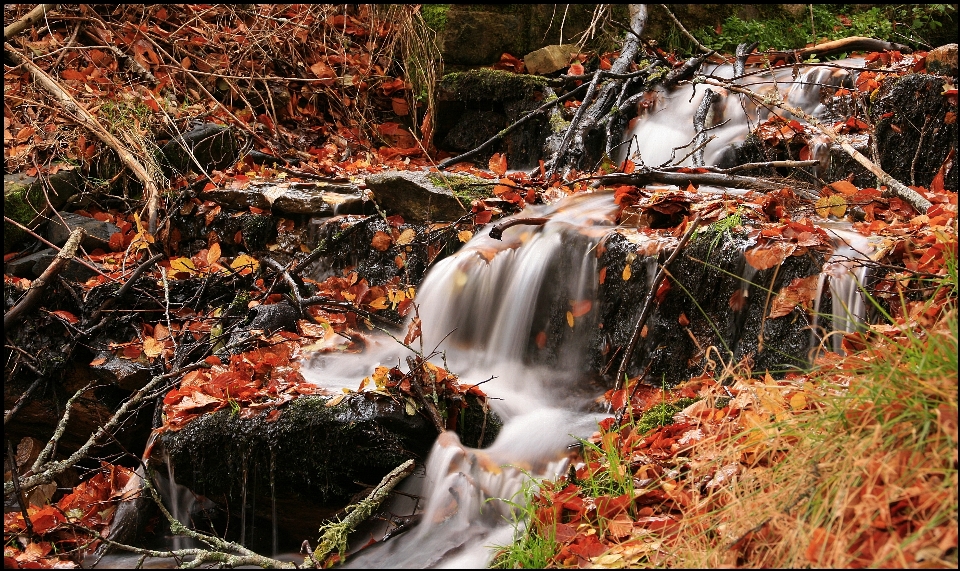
[
  {"xmin": 4, "ymin": 4, "xmax": 56, "ymax": 40},
  {"xmin": 4, "ymin": 227, "xmax": 83, "ymax": 331},
  {"xmin": 763, "ymin": 36, "xmax": 912, "ymax": 64},
  {"xmin": 704, "ymin": 77, "xmax": 932, "ymax": 213},
  {"xmin": 488, "ymin": 217, "xmax": 550, "ymax": 240},
  {"xmin": 598, "ymin": 170, "xmax": 813, "ymax": 196},
  {"xmin": 4, "ymin": 42, "xmax": 164, "ymax": 232},
  {"xmin": 308, "ymin": 459, "xmax": 415, "ymax": 566},
  {"xmin": 613, "ymin": 215, "xmax": 702, "ymax": 395}
]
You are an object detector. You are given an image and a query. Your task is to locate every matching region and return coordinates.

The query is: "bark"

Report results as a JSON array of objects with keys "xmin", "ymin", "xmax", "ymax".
[
  {"xmin": 546, "ymin": 5, "xmax": 648, "ymax": 178},
  {"xmin": 4, "ymin": 4, "xmax": 56, "ymax": 40},
  {"xmin": 4, "ymin": 227, "xmax": 83, "ymax": 331}
]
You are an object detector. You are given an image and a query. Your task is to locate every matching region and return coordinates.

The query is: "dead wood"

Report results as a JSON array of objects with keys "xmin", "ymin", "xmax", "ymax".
[
  {"xmin": 406, "ymin": 356, "xmax": 446, "ymax": 434},
  {"xmin": 488, "ymin": 217, "xmax": 550, "ymax": 240},
  {"xmin": 4, "ymin": 227, "xmax": 83, "ymax": 331},
  {"xmin": 598, "ymin": 170, "xmax": 814, "ymax": 197},
  {"xmin": 546, "ymin": 5, "xmax": 649, "ymax": 179},
  {"xmin": 4, "ymin": 42, "xmax": 164, "ymax": 232},
  {"xmin": 309, "ymin": 459, "xmax": 415, "ymax": 566},
  {"xmin": 613, "ymin": 215, "xmax": 702, "ymax": 395},
  {"xmin": 764, "ymin": 36, "xmax": 912, "ymax": 64},
  {"xmin": 704, "ymin": 77, "xmax": 933, "ymax": 213},
  {"xmin": 4, "ymin": 4, "xmax": 56, "ymax": 40}
]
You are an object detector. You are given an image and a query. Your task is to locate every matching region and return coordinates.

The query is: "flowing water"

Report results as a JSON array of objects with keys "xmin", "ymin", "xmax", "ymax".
[
  {"xmin": 306, "ymin": 59, "xmax": 875, "ymax": 568},
  {"xmin": 91, "ymin": 59, "xmax": 874, "ymax": 568}
]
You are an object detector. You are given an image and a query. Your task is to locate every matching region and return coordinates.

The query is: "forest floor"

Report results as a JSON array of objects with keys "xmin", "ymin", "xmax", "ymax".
[{"xmin": 3, "ymin": 4, "xmax": 957, "ymax": 569}]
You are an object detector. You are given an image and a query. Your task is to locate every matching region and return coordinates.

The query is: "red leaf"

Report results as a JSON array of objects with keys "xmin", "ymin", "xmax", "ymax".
[
  {"xmin": 51, "ymin": 310, "xmax": 79, "ymax": 324},
  {"xmin": 474, "ymin": 210, "xmax": 492, "ymax": 225}
]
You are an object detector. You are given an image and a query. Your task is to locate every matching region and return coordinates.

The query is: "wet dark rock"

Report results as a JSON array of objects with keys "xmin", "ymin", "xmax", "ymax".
[
  {"xmin": 592, "ymin": 226, "xmax": 826, "ymax": 384},
  {"xmin": 160, "ymin": 123, "xmax": 239, "ymax": 177},
  {"xmin": 365, "ymin": 171, "xmax": 468, "ymax": 222},
  {"xmin": 89, "ymin": 348, "xmax": 153, "ymax": 392},
  {"xmin": 248, "ymin": 302, "xmax": 300, "ymax": 333},
  {"xmin": 46, "ymin": 212, "xmax": 119, "ymax": 251},
  {"xmin": 872, "ymin": 73, "xmax": 958, "ymax": 191},
  {"xmin": 5, "ymin": 248, "xmax": 101, "ymax": 280},
  {"xmin": 154, "ymin": 391, "xmax": 500, "ymax": 541}
]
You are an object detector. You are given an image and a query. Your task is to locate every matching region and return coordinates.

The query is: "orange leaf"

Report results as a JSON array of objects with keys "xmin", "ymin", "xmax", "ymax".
[
  {"xmin": 570, "ymin": 299, "xmax": 592, "ymax": 317},
  {"xmin": 829, "ymin": 180, "xmax": 858, "ymax": 196},
  {"xmin": 51, "ymin": 310, "xmax": 79, "ymax": 324},
  {"xmin": 744, "ymin": 241, "xmax": 797, "ymax": 271},
  {"xmin": 206, "ymin": 242, "xmax": 221, "ymax": 266},
  {"xmin": 489, "ymin": 153, "xmax": 508, "ymax": 177},
  {"xmin": 371, "ymin": 231, "xmax": 393, "ymax": 251}
]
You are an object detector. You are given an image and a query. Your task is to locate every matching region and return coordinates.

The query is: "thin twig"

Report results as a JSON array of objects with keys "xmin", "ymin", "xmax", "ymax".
[{"xmin": 613, "ymin": 216, "xmax": 702, "ymax": 395}]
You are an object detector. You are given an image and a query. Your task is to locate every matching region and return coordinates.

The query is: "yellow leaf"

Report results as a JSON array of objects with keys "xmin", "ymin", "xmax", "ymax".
[
  {"xmin": 326, "ymin": 394, "xmax": 347, "ymax": 407},
  {"xmin": 815, "ymin": 194, "xmax": 847, "ymax": 218},
  {"xmin": 458, "ymin": 230, "xmax": 473, "ymax": 243},
  {"xmin": 566, "ymin": 311, "xmax": 575, "ymax": 327},
  {"xmin": 396, "ymin": 228, "xmax": 416, "ymax": 245},
  {"xmin": 170, "ymin": 257, "xmax": 197, "ymax": 274},
  {"xmin": 142, "ymin": 336, "xmax": 163, "ymax": 358},
  {"xmin": 368, "ymin": 296, "xmax": 389, "ymax": 310},
  {"xmin": 622, "ymin": 263, "xmax": 632, "ymax": 281},
  {"xmin": 789, "ymin": 392, "xmax": 807, "ymax": 410},
  {"xmin": 230, "ymin": 254, "xmax": 259, "ymax": 275},
  {"xmin": 405, "ymin": 397, "xmax": 418, "ymax": 415}
]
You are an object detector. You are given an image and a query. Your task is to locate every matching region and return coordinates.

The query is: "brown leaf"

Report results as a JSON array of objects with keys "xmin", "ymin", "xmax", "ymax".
[
  {"xmin": 489, "ymin": 153, "xmax": 507, "ymax": 177},
  {"xmin": 744, "ymin": 241, "xmax": 796, "ymax": 271},
  {"xmin": 371, "ymin": 231, "xmax": 393, "ymax": 251},
  {"xmin": 769, "ymin": 275, "xmax": 819, "ymax": 318}
]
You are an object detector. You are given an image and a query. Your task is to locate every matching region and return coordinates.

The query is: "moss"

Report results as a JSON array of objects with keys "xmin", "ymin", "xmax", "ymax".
[
  {"xmin": 427, "ymin": 173, "xmax": 490, "ymax": 203},
  {"xmin": 635, "ymin": 397, "xmax": 699, "ymax": 434},
  {"xmin": 422, "ymin": 4, "xmax": 449, "ymax": 33},
  {"xmin": 440, "ymin": 68, "xmax": 547, "ymax": 102}
]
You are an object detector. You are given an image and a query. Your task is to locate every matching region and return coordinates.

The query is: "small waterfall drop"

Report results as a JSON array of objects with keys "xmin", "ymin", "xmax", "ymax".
[
  {"xmin": 620, "ymin": 58, "xmax": 862, "ymax": 170},
  {"xmin": 305, "ymin": 60, "xmax": 878, "ymax": 568}
]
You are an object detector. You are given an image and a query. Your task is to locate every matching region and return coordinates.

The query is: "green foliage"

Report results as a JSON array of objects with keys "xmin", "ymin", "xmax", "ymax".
[
  {"xmin": 694, "ymin": 4, "xmax": 956, "ymax": 55},
  {"xmin": 421, "ymin": 4, "xmax": 449, "ymax": 34},
  {"xmin": 635, "ymin": 397, "xmax": 699, "ymax": 434},
  {"xmin": 490, "ymin": 476, "xmax": 560, "ymax": 569}
]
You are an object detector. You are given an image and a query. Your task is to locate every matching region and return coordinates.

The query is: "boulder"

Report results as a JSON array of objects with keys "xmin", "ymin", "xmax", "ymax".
[
  {"xmin": 524, "ymin": 44, "xmax": 579, "ymax": 75},
  {"xmin": 364, "ymin": 171, "xmax": 468, "ymax": 222},
  {"xmin": 926, "ymin": 43, "xmax": 958, "ymax": 76},
  {"xmin": 46, "ymin": 212, "xmax": 119, "ymax": 251}
]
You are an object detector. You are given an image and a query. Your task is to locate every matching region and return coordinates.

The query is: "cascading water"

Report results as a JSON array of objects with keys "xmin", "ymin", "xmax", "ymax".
[{"xmin": 307, "ymin": 59, "xmax": 875, "ymax": 568}]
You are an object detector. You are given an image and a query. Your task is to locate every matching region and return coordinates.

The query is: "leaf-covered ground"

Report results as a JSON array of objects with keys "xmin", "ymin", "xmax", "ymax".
[{"xmin": 4, "ymin": 4, "xmax": 958, "ymax": 569}]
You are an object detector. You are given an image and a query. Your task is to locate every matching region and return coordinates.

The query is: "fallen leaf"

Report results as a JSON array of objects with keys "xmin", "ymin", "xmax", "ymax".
[{"xmin": 371, "ymin": 230, "xmax": 393, "ymax": 251}]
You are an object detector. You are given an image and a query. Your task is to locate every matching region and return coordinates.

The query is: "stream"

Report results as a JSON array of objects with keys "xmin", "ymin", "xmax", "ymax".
[
  {"xmin": 92, "ymin": 58, "xmax": 876, "ymax": 569},
  {"xmin": 312, "ymin": 57, "xmax": 875, "ymax": 568}
]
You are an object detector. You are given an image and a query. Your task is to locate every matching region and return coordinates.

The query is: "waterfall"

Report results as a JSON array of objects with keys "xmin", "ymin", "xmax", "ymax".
[{"xmin": 307, "ymin": 59, "xmax": 875, "ymax": 569}]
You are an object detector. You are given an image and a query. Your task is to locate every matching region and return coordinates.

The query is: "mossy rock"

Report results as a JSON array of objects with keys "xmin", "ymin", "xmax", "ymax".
[
  {"xmin": 4, "ymin": 170, "xmax": 82, "ymax": 253},
  {"xmin": 439, "ymin": 69, "xmax": 547, "ymax": 103}
]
